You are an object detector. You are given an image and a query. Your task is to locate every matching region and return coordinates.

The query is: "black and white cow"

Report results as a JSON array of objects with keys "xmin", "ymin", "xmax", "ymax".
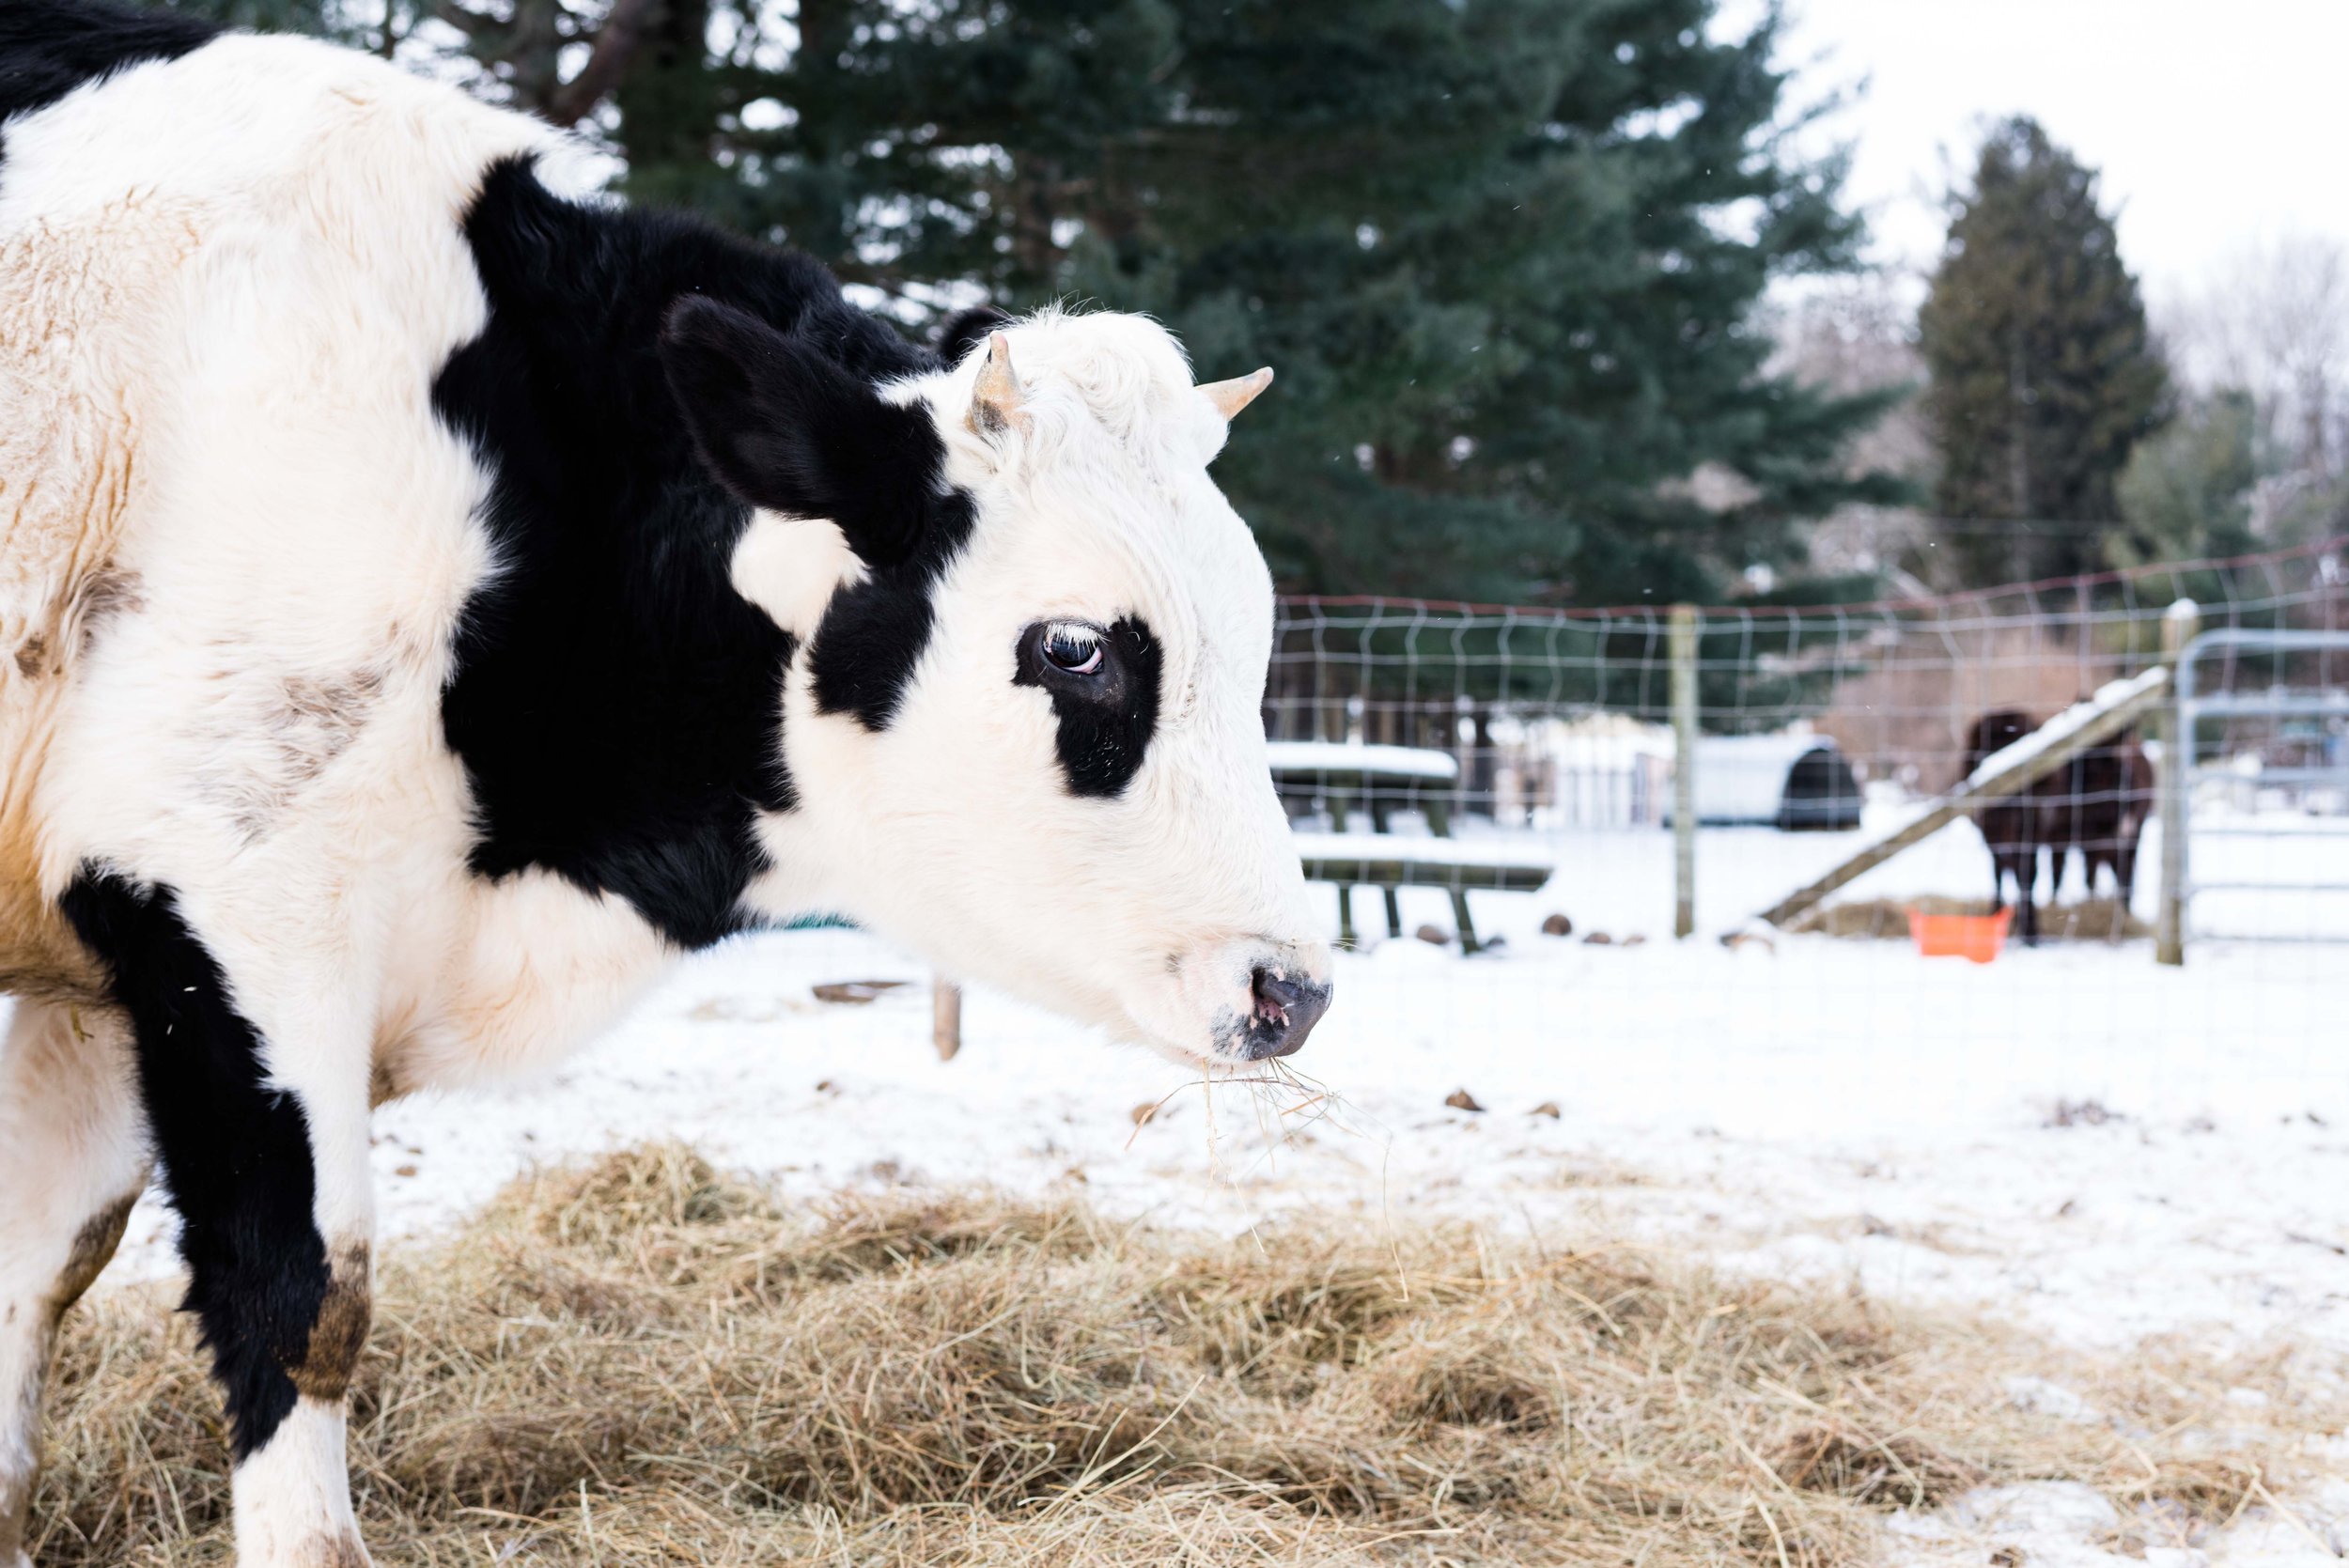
[{"xmin": 0, "ymin": 5, "xmax": 1333, "ymax": 1561}]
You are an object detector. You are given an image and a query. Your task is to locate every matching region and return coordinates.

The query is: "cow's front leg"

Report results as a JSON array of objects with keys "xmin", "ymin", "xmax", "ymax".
[
  {"xmin": 0, "ymin": 1001, "xmax": 149, "ymax": 1568},
  {"xmin": 60, "ymin": 873, "xmax": 375, "ymax": 1567}
]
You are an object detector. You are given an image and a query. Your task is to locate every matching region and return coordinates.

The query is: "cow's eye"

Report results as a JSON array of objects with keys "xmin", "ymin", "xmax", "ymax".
[
  {"xmin": 1040, "ymin": 623, "xmax": 1104, "ymax": 676},
  {"xmin": 1016, "ymin": 620, "xmax": 1126, "ymax": 704}
]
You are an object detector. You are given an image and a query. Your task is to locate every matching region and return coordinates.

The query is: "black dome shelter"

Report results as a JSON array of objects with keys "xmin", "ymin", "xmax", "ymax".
[{"xmin": 1667, "ymin": 735, "xmax": 1864, "ymax": 832}]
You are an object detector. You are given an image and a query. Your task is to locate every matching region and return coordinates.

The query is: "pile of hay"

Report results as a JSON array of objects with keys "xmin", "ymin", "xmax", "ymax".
[
  {"xmin": 1800, "ymin": 895, "xmax": 2150, "ymax": 941},
  {"xmin": 31, "ymin": 1146, "xmax": 2336, "ymax": 1565}
]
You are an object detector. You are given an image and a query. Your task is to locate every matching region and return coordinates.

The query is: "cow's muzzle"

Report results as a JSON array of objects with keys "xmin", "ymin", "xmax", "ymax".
[{"xmin": 1239, "ymin": 969, "xmax": 1332, "ymax": 1060}]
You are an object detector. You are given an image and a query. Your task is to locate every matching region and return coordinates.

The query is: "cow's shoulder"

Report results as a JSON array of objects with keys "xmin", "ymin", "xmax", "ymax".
[{"xmin": 433, "ymin": 163, "xmax": 940, "ymax": 949}]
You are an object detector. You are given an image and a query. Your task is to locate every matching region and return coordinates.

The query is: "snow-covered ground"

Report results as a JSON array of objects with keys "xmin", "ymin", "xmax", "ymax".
[
  {"xmin": 88, "ymin": 804, "xmax": 2343, "ymax": 1353},
  {"xmin": 74, "ymin": 805, "xmax": 2349, "ymax": 1560},
  {"xmin": 311, "ymin": 921, "xmax": 2332, "ymax": 1360}
]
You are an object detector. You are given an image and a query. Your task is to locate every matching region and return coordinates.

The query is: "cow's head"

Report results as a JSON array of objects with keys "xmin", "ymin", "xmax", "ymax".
[{"xmin": 661, "ymin": 301, "xmax": 1332, "ymax": 1068}]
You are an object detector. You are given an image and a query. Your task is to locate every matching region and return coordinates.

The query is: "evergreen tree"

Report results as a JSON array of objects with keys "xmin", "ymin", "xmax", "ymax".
[
  {"xmin": 1918, "ymin": 116, "xmax": 2167, "ymax": 584},
  {"xmin": 157, "ymin": 0, "xmax": 342, "ymax": 36},
  {"xmin": 659, "ymin": 0, "xmax": 1904, "ymax": 603},
  {"xmin": 2111, "ymin": 390, "xmax": 2258, "ymax": 567},
  {"xmin": 149, "ymin": 0, "xmax": 1904, "ymax": 605}
]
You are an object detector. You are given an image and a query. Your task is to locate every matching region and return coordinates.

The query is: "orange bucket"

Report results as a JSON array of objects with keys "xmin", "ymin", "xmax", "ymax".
[{"xmin": 1908, "ymin": 906, "xmax": 2013, "ymax": 963}]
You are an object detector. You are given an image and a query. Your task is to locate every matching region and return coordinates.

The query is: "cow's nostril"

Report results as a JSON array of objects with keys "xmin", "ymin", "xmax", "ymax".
[
  {"xmin": 1251, "ymin": 969, "xmax": 1296, "ymax": 1025},
  {"xmin": 1246, "ymin": 968, "xmax": 1332, "ymax": 1059}
]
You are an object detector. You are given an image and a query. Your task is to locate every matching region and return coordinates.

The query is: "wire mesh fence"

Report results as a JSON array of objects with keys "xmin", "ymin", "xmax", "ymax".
[
  {"xmin": 747, "ymin": 538, "xmax": 2346, "ymax": 1110},
  {"xmin": 1268, "ymin": 537, "xmax": 2349, "ymax": 833},
  {"xmin": 1261, "ymin": 536, "xmax": 2348, "ymax": 1078}
]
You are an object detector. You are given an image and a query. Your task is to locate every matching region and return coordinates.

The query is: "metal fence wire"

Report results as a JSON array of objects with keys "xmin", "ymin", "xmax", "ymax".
[
  {"xmin": 1273, "ymin": 541, "xmax": 2342, "ymax": 801},
  {"xmin": 2169, "ymin": 625, "xmax": 2349, "ymax": 949},
  {"xmin": 1264, "ymin": 536, "xmax": 2349, "ymax": 964},
  {"xmin": 783, "ymin": 537, "xmax": 2343, "ymax": 1108}
]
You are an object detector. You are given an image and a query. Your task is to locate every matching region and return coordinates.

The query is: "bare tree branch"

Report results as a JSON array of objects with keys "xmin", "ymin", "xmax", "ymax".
[
  {"xmin": 427, "ymin": 0, "xmax": 491, "ymax": 38},
  {"xmin": 545, "ymin": 0, "xmax": 659, "ymax": 127},
  {"xmin": 2168, "ymin": 232, "xmax": 2349, "ymax": 482}
]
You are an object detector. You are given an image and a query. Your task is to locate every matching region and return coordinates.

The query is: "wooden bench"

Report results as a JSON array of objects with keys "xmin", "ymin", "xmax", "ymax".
[
  {"xmin": 1289, "ymin": 832, "xmax": 1557, "ymax": 954},
  {"xmin": 1268, "ymin": 742, "xmax": 1555, "ymax": 953},
  {"xmin": 1268, "ymin": 741, "xmax": 1463, "ymax": 827}
]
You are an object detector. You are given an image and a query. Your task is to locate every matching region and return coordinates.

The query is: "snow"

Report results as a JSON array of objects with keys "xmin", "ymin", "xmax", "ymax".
[
  {"xmin": 90, "ymin": 803, "xmax": 2342, "ymax": 1370},
  {"xmin": 1676, "ymin": 731, "xmax": 1844, "ymax": 823},
  {"xmin": 1289, "ymin": 830, "xmax": 1559, "ymax": 871},
  {"xmin": 1962, "ymin": 666, "xmax": 2170, "ymax": 790},
  {"xmin": 1888, "ymin": 1470, "xmax": 2349, "ymax": 1568},
  {"xmin": 1265, "ymin": 739, "xmax": 1460, "ymax": 780},
  {"xmin": 2186, "ymin": 809, "xmax": 2349, "ymax": 939},
  {"xmin": 66, "ymin": 793, "xmax": 2349, "ymax": 1560}
]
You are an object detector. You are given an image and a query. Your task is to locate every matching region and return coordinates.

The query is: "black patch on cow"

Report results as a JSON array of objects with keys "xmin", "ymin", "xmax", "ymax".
[
  {"xmin": 1013, "ymin": 616, "xmax": 1163, "ymax": 797},
  {"xmin": 0, "ymin": 0, "xmax": 215, "ymax": 165},
  {"xmin": 661, "ymin": 295, "xmax": 959, "ymax": 570},
  {"xmin": 657, "ymin": 294, "xmax": 979, "ymax": 734},
  {"xmin": 58, "ymin": 867, "xmax": 330, "ymax": 1462},
  {"xmin": 936, "ymin": 304, "xmax": 1012, "ymax": 366},
  {"xmin": 435, "ymin": 159, "xmax": 967, "ymax": 947},
  {"xmin": 805, "ymin": 528, "xmax": 975, "ymax": 732}
]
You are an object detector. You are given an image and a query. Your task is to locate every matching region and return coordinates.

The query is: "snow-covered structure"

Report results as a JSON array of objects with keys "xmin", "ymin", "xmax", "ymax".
[
  {"xmin": 1672, "ymin": 734, "xmax": 1863, "ymax": 831},
  {"xmin": 1489, "ymin": 713, "xmax": 1676, "ymax": 830}
]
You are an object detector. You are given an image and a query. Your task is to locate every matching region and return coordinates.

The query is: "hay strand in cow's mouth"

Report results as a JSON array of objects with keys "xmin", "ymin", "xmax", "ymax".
[
  {"xmin": 1121, "ymin": 1056, "xmax": 1366, "ymax": 1180},
  {"xmin": 32, "ymin": 1145, "xmax": 2342, "ymax": 1566}
]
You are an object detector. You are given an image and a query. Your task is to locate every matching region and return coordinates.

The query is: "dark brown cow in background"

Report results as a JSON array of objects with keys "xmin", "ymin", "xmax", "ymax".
[
  {"xmin": 2046, "ymin": 734, "xmax": 2155, "ymax": 911},
  {"xmin": 1965, "ymin": 710, "xmax": 2047, "ymax": 941},
  {"xmin": 1963, "ymin": 710, "xmax": 2154, "ymax": 944}
]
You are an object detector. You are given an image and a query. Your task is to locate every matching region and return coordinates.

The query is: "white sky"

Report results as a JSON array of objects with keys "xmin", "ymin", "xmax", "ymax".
[{"xmin": 1750, "ymin": 0, "xmax": 2349, "ymax": 299}]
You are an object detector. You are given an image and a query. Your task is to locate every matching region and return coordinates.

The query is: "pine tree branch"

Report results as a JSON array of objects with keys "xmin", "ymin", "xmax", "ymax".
[{"xmin": 544, "ymin": 0, "xmax": 658, "ymax": 127}]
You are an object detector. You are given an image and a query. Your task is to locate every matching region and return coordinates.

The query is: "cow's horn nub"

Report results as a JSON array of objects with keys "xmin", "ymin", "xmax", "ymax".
[
  {"xmin": 1199, "ymin": 366, "xmax": 1274, "ymax": 420},
  {"xmin": 969, "ymin": 332, "xmax": 1024, "ymax": 436}
]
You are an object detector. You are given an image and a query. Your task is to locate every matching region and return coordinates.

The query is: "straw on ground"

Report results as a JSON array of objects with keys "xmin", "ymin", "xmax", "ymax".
[{"xmin": 31, "ymin": 1145, "xmax": 2340, "ymax": 1566}]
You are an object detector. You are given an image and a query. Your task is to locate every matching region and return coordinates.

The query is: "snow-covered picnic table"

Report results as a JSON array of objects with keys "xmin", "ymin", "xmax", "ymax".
[
  {"xmin": 1268, "ymin": 742, "xmax": 1553, "ymax": 951},
  {"xmin": 1267, "ymin": 741, "xmax": 1463, "ymax": 836},
  {"xmin": 1264, "ymin": 740, "xmax": 1462, "ymax": 783}
]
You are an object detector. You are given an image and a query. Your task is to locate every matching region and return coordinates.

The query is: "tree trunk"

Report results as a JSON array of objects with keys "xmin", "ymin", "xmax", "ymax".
[
  {"xmin": 2005, "ymin": 329, "xmax": 2031, "ymax": 520},
  {"xmin": 1011, "ymin": 156, "xmax": 1064, "ymax": 288},
  {"xmin": 612, "ymin": 0, "xmax": 717, "ymax": 209}
]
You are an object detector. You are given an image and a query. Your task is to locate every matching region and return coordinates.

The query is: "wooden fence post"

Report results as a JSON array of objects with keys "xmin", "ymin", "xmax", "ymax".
[
  {"xmin": 1670, "ymin": 604, "xmax": 1698, "ymax": 939},
  {"xmin": 2155, "ymin": 599, "xmax": 2201, "ymax": 967},
  {"xmin": 932, "ymin": 977, "xmax": 962, "ymax": 1061}
]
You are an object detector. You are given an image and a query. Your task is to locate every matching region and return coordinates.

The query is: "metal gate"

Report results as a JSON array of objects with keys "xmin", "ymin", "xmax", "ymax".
[{"xmin": 2156, "ymin": 626, "xmax": 2349, "ymax": 960}]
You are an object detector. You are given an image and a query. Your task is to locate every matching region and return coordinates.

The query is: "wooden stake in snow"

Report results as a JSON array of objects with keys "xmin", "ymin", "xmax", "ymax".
[
  {"xmin": 1755, "ymin": 666, "xmax": 2173, "ymax": 934},
  {"xmin": 932, "ymin": 978, "xmax": 962, "ymax": 1062},
  {"xmin": 2155, "ymin": 600, "xmax": 2200, "ymax": 967},
  {"xmin": 1670, "ymin": 604, "xmax": 1699, "ymax": 939}
]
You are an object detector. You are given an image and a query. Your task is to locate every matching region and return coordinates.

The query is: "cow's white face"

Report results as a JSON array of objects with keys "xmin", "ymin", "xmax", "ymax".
[{"xmin": 661, "ymin": 303, "xmax": 1332, "ymax": 1067}]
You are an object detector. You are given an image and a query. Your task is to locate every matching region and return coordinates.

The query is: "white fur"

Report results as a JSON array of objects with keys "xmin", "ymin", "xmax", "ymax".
[
  {"xmin": 730, "ymin": 514, "xmax": 869, "ymax": 638},
  {"xmin": 0, "ymin": 1002, "xmax": 146, "ymax": 1566},
  {"xmin": 0, "ymin": 27, "xmax": 1328, "ymax": 1566},
  {"xmin": 230, "ymin": 1400, "xmax": 367, "ymax": 1566},
  {"xmin": 753, "ymin": 308, "xmax": 1325, "ymax": 1063},
  {"xmin": 0, "ymin": 34, "xmax": 596, "ymax": 1566}
]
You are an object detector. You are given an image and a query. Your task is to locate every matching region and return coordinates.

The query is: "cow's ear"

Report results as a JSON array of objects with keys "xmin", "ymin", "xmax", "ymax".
[
  {"xmin": 660, "ymin": 295, "xmax": 936, "ymax": 567},
  {"xmin": 935, "ymin": 303, "xmax": 1012, "ymax": 365}
]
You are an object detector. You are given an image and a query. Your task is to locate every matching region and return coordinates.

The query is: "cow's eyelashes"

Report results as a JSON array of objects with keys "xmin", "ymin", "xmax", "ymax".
[
  {"xmin": 1042, "ymin": 624, "xmax": 1104, "ymax": 676},
  {"xmin": 1014, "ymin": 615, "xmax": 1160, "ymax": 797},
  {"xmin": 1019, "ymin": 620, "xmax": 1116, "ymax": 691}
]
